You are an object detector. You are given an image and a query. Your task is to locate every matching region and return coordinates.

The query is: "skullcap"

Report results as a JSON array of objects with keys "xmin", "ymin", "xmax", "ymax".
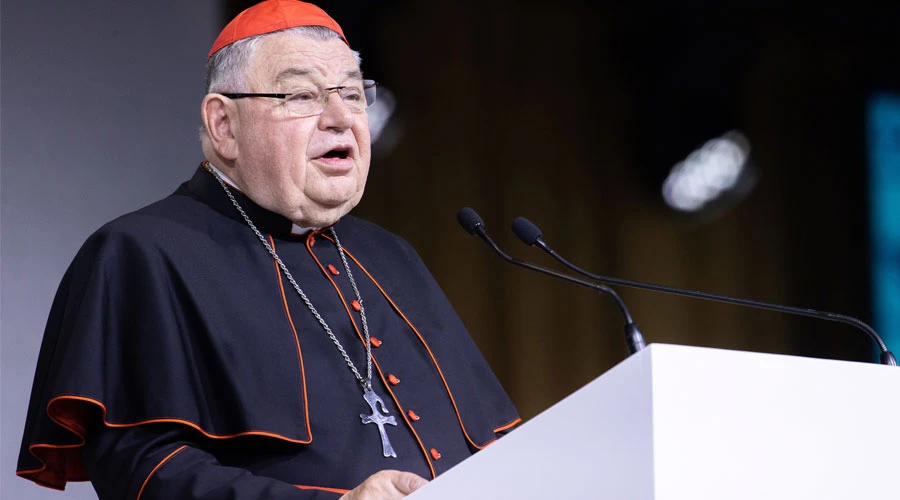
[{"xmin": 209, "ymin": 0, "xmax": 347, "ymax": 59}]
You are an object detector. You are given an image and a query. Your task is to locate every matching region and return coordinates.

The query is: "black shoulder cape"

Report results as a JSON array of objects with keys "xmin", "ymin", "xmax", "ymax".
[{"xmin": 17, "ymin": 165, "xmax": 520, "ymax": 492}]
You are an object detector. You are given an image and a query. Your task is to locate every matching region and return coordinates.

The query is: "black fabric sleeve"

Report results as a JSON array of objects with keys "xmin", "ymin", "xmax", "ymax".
[{"xmin": 81, "ymin": 423, "xmax": 341, "ymax": 500}]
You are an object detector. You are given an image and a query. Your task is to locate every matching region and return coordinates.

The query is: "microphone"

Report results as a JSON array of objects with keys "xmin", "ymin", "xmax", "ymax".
[
  {"xmin": 511, "ymin": 216, "xmax": 898, "ymax": 367},
  {"xmin": 457, "ymin": 207, "xmax": 646, "ymax": 355}
]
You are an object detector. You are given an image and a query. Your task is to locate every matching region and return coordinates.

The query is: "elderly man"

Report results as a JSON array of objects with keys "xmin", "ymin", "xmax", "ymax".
[{"xmin": 16, "ymin": 1, "xmax": 520, "ymax": 499}]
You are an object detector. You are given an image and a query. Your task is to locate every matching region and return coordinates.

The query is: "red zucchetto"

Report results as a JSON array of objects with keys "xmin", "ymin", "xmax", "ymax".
[{"xmin": 209, "ymin": 0, "xmax": 348, "ymax": 59}]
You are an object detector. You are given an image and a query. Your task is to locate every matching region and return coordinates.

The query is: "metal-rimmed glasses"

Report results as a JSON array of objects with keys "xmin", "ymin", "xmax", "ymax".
[{"xmin": 222, "ymin": 79, "xmax": 377, "ymax": 118}]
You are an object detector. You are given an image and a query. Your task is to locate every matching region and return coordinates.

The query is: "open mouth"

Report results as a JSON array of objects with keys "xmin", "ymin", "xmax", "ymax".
[{"xmin": 320, "ymin": 147, "xmax": 351, "ymax": 160}]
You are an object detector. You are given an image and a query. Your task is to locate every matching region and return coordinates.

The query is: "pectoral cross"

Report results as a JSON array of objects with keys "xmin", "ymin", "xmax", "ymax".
[{"xmin": 360, "ymin": 389, "xmax": 398, "ymax": 458}]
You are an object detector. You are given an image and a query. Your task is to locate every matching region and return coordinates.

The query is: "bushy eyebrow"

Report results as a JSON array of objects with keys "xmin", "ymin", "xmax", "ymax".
[
  {"xmin": 344, "ymin": 69, "xmax": 363, "ymax": 80},
  {"xmin": 275, "ymin": 68, "xmax": 312, "ymax": 84},
  {"xmin": 275, "ymin": 68, "xmax": 364, "ymax": 85}
]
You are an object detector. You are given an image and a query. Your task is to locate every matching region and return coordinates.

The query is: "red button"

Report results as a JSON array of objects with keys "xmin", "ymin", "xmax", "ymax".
[
  {"xmin": 388, "ymin": 374, "xmax": 400, "ymax": 385},
  {"xmin": 327, "ymin": 264, "xmax": 339, "ymax": 275},
  {"xmin": 430, "ymin": 448, "xmax": 442, "ymax": 460},
  {"xmin": 407, "ymin": 410, "xmax": 420, "ymax": 421},
  {"xmin": 370, "ymin": 337, "xmax": 382, "ymax": 347},
  {"xmin": 351, "ymin": 300, "xmax": 361, "ymax": 311}
]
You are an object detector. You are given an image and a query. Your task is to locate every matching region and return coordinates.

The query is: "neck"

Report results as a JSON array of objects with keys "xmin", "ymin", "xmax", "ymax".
[{"xmin": 203, "ymin": 160, "xmax": 318, "ymax": 236}]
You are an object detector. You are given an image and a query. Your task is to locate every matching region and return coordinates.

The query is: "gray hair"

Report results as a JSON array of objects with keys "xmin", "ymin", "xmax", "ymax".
[
  {"xmin": 200, "ymin": 26, "xmax": 362, "ymax": 139},
  {"xmin": 205, "ymin": 25, "xmax": 362, "ymax": 94}
]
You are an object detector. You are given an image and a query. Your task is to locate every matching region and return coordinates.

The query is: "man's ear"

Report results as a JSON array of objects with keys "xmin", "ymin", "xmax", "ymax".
[{"xmin": 201, "ymin": 94, "xmax": 239, "ymax": 160}]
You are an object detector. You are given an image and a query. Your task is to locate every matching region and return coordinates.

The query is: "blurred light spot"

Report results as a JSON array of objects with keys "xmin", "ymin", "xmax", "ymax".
[
  {"xmin": 662, "ymin": 131, "xmax": 751, "ymax": 212},
  {"xmin": 867, "ymin": 93, "xmax": 900, "ymax": 359},
  {"xmin": 367, "ymin": 85, "xmax": 396, "ymax": 144}
]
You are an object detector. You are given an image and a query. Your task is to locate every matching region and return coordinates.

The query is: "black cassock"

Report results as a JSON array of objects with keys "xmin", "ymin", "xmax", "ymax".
[{"xmin": 17, "ymin": 165, "xmax": 520, "ymax": 499}]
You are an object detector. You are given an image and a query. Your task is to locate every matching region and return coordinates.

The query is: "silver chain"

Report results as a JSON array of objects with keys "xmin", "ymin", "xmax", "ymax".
[{"xmin": 207, "ymin": 166, "xmax": 373, "ymax": 392}]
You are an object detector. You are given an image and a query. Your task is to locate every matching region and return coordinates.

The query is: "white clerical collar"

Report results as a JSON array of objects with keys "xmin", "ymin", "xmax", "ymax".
[{"xmin": 205, "ymin": 161, "xmax": 316, "ymax": 236}]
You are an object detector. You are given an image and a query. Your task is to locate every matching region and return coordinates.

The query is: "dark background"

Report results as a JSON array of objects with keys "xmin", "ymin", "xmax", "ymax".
[{"xmin": 218, "ymin": 1, "xmax": 900, "ymax": 418}]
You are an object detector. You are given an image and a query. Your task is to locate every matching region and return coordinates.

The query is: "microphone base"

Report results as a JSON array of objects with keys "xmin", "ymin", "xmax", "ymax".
[{"xmin": 625, "ymin": 323, "xmax": 646, "ymax": 355}]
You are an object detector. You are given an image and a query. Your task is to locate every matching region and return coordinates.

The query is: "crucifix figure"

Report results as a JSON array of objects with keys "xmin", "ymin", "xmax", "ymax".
[{"xmin": 360, "ymin": 389, "xmax": 398, "ymax": 458}]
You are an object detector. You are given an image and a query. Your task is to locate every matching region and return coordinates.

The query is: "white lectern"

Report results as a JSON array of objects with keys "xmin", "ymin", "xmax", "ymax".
[{"xmin": 409, "ymin": 343, "xmax": 900, "ymax": 500}]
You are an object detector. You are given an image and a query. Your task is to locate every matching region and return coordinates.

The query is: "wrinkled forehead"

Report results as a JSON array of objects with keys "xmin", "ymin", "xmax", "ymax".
[{"xmin": 247, "ymin": 32, "xmax": 362, "ymax": 89}]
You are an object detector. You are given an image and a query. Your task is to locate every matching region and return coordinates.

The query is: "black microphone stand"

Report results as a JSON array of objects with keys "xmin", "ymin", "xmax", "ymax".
[
  {"xmin": 458, "ymin": 208, "xmax": 645, "ymax": 355},
  {"xmin": 511, "ymin": 216, "xmax": 897, "ymax": 367}
]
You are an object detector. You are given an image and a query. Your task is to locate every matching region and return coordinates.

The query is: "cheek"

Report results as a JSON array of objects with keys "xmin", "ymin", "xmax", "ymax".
[
  {"xmin": 355, "ymin": 128, "xmax": 372, "ymax": 186},
  {"xmin": 252, "ymin": 124, "xmax": 313, "ymax": 177},
  {"xmin": 355, "ymin": 122, "xmax": 373, "ymax": 157},
  {"xmin": 238, "ymin": 111, "xmax": 280, "ymax": 161}
]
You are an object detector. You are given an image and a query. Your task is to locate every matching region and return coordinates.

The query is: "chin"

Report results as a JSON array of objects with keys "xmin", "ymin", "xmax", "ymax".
[{"xmin": 298, "ymin": 200, "xmax": 359, "ymax": 228}]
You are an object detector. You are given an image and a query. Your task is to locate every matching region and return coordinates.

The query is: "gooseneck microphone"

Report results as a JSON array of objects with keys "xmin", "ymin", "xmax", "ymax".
[
  {"xmin": 457, "ymin": 208, "xmax": 646, "ymax": 355},
  {"xmin": 511, "ymin": 216, "xmax": 898, "ymax": 367}
]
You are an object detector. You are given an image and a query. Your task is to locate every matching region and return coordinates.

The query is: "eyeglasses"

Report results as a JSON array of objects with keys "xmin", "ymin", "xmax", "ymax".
[{"xmin": 222, "ymin": 79, "xmax": 377, "ymax": 118}]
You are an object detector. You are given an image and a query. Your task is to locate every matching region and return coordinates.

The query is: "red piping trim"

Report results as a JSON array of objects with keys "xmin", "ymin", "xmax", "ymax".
[
  {"xmin": 16, "ymin": 454, "xmax": 76, "ymax": 491},
  {"xmin": 18, "ymin": 240, "xmax": 320, "ymax": 490},
  {"xmin": 269, "ymin": 235, "xmax": 314, "ymax": 443},
  {"xmin": 294, "ymin": 484, "xmax": 351, "ymax": 494},
  {"xmin": 17, "ymin": 392, "xmax": 313, "ymax": 490},
  {"xmin": 319, "ymin": 234, "xmax": 508, "ymax": 450},
  {"xmin": 493, "ymin": 417, "xmax": 522, "ymax": 434},
  {"xmin": 305, "ymin": 232, "xmax": 438, "ymax": 479},
  {"xmin": 136, "ymin": 445, "xmax": 187, "ymax": 500}
]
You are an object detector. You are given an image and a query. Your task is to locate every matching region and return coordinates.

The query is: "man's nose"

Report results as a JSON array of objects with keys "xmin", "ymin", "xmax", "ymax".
[{"xmin": 318, "ymin": 90, "xmax": 355, "ymax": 131}]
